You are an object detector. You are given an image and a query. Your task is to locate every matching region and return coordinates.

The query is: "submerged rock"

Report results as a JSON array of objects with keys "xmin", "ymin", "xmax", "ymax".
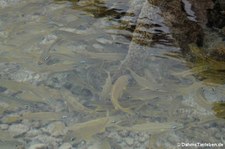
[
  {"xmin": 0, "ymin": 0, "xmax": 23, "ymax": 8},
  {"xmin": 59, "ymin": 143, "xmax": 72, "ymax": 149},
  {"xmin": 28, "ymin": 143, "xmax": 48, "ymax": 149},
  {"xmin": 207, "ymin": 0, "xmax": 225, "ymax": 28},
  {"xmin": 125, "ymin": 137, "xmax": 134, "ymax": 146},
  {"xmin": 8, "ymin": 124, "xmax": 29, "ymax": 137},
  {"xmin": 0, "ymin": 124, "xmax": 9, "ymax": 130},
  {"xmin": 44, "ymin": 121, "xmax": 67, "ymax": 137}
]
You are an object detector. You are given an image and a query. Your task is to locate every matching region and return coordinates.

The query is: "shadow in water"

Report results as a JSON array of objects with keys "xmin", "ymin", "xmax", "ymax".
[{"xmin": 54, "ymin": 0, "xmax": 128, "ymax": 19}]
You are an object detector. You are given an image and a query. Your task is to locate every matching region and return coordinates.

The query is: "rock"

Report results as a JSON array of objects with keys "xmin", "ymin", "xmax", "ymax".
[
  {"xmin": 0, "ymin": 63, "xmax": 42, "ymax": 84},
  {"xmin": 0, "ymin": 141, "xmax": 25, "ymax": 149},
  {"xmin": 107, "ymin": 132, "xmax": 121, "ymax": 142},
  {"xmin": 125, "ymin": 137, "xmax": 134, "ymax": 146},
  {"xmin": 203, "ymin": 86, "xmax": 225, "ymax": 102},
  {"xmin": 33, "ymin": 134, "xmax": 61, "ymax": 147},
  {"xmin": 26, "ymin": 129, "xmax": 41, "ymax": 137},
  {"xmin": 11, "ymin": 69, "xmax": 41, "ymax": 83},
  {"xmin": 8, "ymin": 124, "xmax": 29, "ymax": 137},
  {"xmin": 207, "ymin": 0, "xmax": 225, "ymax": 28},
  {"xmin": 28, "ymin": 143, "xmax": 48, "ymax": 149},
  {"xmin": 138, "ymin": 134, "xmax": 147, "ymax": 143},
  {"xmin": 0, "ymin": 124, "xmax": 9, "ymax": 130},
  {"xmin": 92, "ymin": 43, "xmax": 104, "ymax": 50},
  {"xmin": 0, "ymin": 63, "xmax": 20, "ymax": 80},
  {"xmin": 44, "ymin": 121, "xmax": 67, "ymax": 137},
  {"xmin": 118, "ymin": 130, "xmax": 129, "ymax": 137},
  {"xmin": 40, "ymin": 34, "xmax": 58, "ymax": 45},
  {"xmin": 96, "ymin": 38, "xmax": 113, "ymax": 44},
  {"xmin": 0, "ymin": 1, "xmax": 7, "ymax": 8},
  {"xmin": 59, "ymin": 143, "xmax": 73, "ymax": 149},
  {"xmin": 0, "ymin": 86, "xmax": 7, "ymax": 93},
  {"xmin": 0, "ymin": 0, "xmax": 22, "ymax": 8},
  {"xmin": 1, "ymin": 114, "xmax": 21, "ymax": 124}
]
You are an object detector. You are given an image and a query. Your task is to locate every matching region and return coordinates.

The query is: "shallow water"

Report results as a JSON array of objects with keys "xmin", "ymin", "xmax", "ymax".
[{"xmin": 0, "ymin": 0, "xmax": 225, "ymax": 148}]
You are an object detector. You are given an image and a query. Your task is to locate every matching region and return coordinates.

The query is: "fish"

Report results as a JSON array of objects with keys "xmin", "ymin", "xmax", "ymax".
[
  {"xmin": 22, "ymin": 112, "xmax": 63, "ymax": 121},
  {"xmin": 74, "ymin": 49, "xmax": 124, "ymax": 61},
  {"xmin": 35, "ymin": 62, "xmax": 76, "ymax": 73},
  {"xmin": 0, "ymin": 79, "xmax": 30, "ymax": 92},
  {"xmin": 177, "ymin": 81, "xmax": 204, "ymax": 96},
  {"xmin": 100, "ymin": 71, "xmax": 112, "ymax": 100},
  {"xmin": 61, "ymin": 90, "xmax": 94, "ymax": 114},
  {"xmin": 0, "ymin": 79, "xmax": 61, "ymax": 102},
  {"xmin": 38, "ymin": 39, "xmax": 60, "ymax": 65},
  {"xmin": 0, "ymin": 93, "xmax": 36, "ymax": 116},
  {"xmin": 128, "ymin": 68, "xmax": 154, "ymax": 90},
  {"xmin": 1, "ymin": 115, "xmax": 21, "ymax": 124},
  {"xmin": 125, "ymin": 86, "xmax": 162, "ymax": 101},
  {"xmin": 67, "ymin": 116, "xmax": 110, "ymax": 140},
  {"xmin": 144, "ymin": 69, "xmax": 157, "ymax": 84},
  {"xmin": 194, "ymin": 88, "xmax": 212, "ymax": 110},
  {"xmin": 111, "ymin": 75, "xmax": 131, "ymax": 113},
  {"xmin": 0, "ymin": 130, "xmax": 14, "ymax": 141},
  {"xmin": 116, "ymin": 122, "xmax": 183, "ymax": 133},
  {"xmin": 0, "ymin": 98, "xmax": 19, "ymax": 114},
  {"xmin": 1, "ymin": 112, "xmax": 63, "ymax": 124},
  {"xmin": 19, "ymin": 90, "xmax": 44, "ymax": 102},
  {"xmin": 172, "ymin": 65, "xmax": 209, "ymax": 77}
]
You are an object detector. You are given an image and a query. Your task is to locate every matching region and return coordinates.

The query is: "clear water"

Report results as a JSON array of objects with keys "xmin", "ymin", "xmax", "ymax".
[{"xmin": 0, "ymin": 0, "xmax": 224, "ymax": 148}]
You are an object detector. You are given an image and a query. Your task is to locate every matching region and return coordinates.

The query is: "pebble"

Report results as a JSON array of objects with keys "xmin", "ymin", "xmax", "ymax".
[
  {"xmin": 40, "ymin": 34, "xmax": 58, "ymax": 45},
  {"xmin": 59, "ymin": 143, "xmax": 73, "ymax": 149},
  {"xmin": 138, "ymin": 136, "xmax": 146, "ymax": 143},
  {"xmin": 26, "ymin": 129, "xmax": 41, "ymax": 137},
  {"xmin": 0, "ymin": 86, "xmax": 7, "ymax": 92},
  {"xmin": 0, "ymin": 1, "xmax": 7, "ymax": 8},
  {"xmin": 28, "ymin": 143, "xmax": 48, "ymax": 149},
  {"xmin": 203, "ymin": 87, "xmax": 225, "ymax": 102},
  {"xmin": 107, "ymin": 132, "xmax": 121, "ymax": 143},
  {"xmin": 125, "ymin": 137, "xmax": 134, "ymax": 146},
  {"xmin": 96, "ymin": 38, "xmax": 113, "ymax": 44},
  {"xmin": 0, "ymin": 30, "xmax": 8, "ymax": 38},
  {"xmin": 118, "ymin": 130, "xmax": 129, "ymax": 137},
  {"xmin": 119, "ymin": 142, "xmax": 127, "ymax": 148},
  {"xmin": 8, "ymin": 124, "xmax": 29, "ymax": 137},
  {"xmin": 33, "ymin": 134, "xmax": 61, "ymax": 147},
  {"xmin": 44, "ymin": 121, "xmax": 67, "ymax": 137},
  {"xmin": 138, "ymin": 133, "xmax": 148, "ymax": 143},
  {"xmin": 215, "ymin": 132, "xmax": 222, "ymax": 139},
  {"xmin": 92, "ymin": 43, "xmax": 104, "ymax": 50},
  {"xmin": 0, "ymin": 124, "xmax": 9, "ymax": 130}
]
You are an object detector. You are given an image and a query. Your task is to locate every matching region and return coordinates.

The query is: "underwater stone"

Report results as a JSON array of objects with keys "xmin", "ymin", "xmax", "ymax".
[
  {"xmin": 138, "ymin": 133, "xmax": 148, "ymax": 143},
  {"xmin": 93, "ymin": 43, "xmax": 104, "ymax": 50},
  {"xmin": 0, "ymin": 86, "xmax": 7, "ymax": 93},
  {"xmin": 96, "ymin": 38, "xmax": 113, "ymax": 44},
  {"xmin": 40, "ymin": 34, "xmax": 58, "ymax": 45},
  {"xmin": 33, "ymin": 134, "xmax": 61, "ymax": 147},
  {"xmin": 125, "ymin": 137, "xmax": 134, "ymax": 146},
  {"xmin": 0, "ymin": 0, "xmax": 22, "ymax": 8},
  {"xmin": 203, "ymin": 87, "xmax": 225, "ymax": 102},
  {"xmin": 8, "ymin": 124, "xmax": 29, "ymax": 137},
  {"xmin": 59, "ymin": 143, "xmax": 72, "ymax": 149},
  {"xmin": 45, "ymin": 121, "xmax": 67, "ymax": 137},
  {"xmin": 26, "ymin": 129, "xmax": 41, "ymax": 138},
  {"xmin": 0, "ymin": 124, "xmax": 9, "ymax": 130},
  {"xmin": 0, "ymin": 1, "xmax": 7, "ymax": 8},
  {"xmin": 28, "ymin": 143, "xmax": 48, "ymax": 149}
]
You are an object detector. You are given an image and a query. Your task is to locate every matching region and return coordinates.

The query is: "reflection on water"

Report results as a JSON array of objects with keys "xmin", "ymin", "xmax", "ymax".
[{"xmin": 0, "ymin": 0, "xmax": 225, "ymax": 148}]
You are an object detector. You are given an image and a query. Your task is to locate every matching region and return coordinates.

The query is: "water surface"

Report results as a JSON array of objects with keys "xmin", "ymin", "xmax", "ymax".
[{"xmin": 0, "ymin": 0, "xmax": 224, "ymax": 148}]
